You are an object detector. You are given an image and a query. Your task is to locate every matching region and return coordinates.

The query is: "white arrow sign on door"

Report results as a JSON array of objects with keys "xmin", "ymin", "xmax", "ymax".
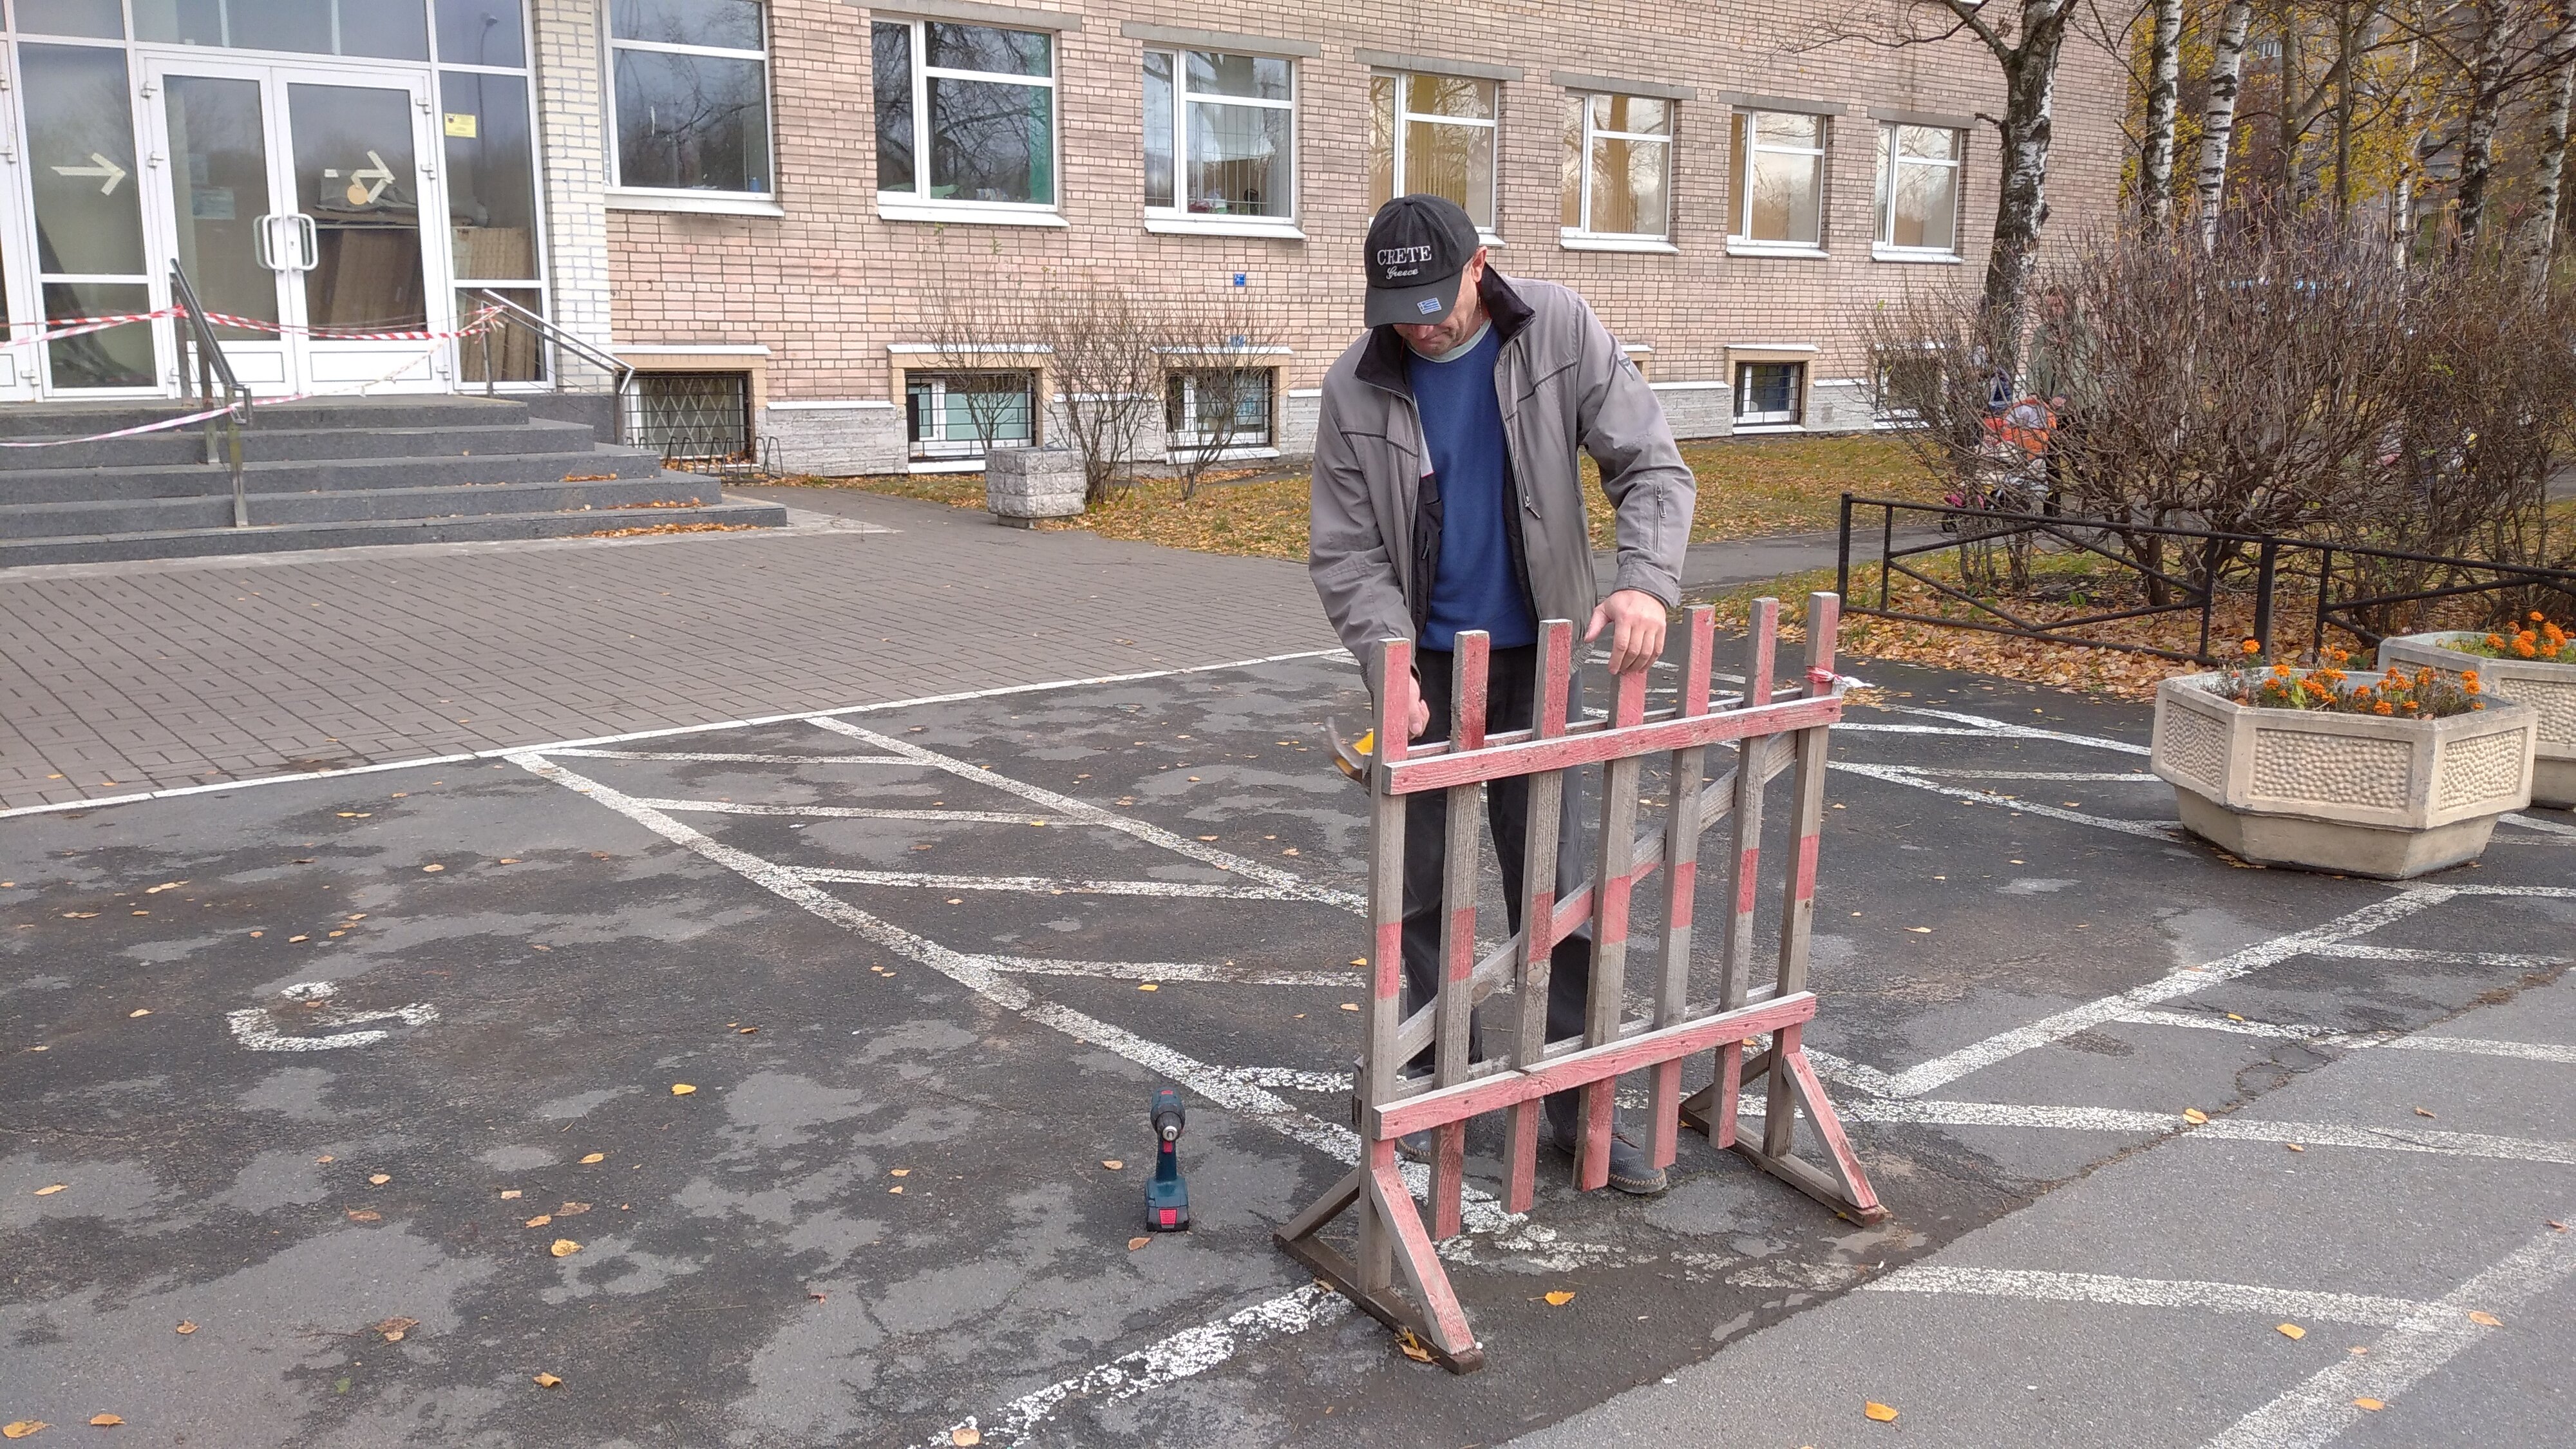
[
  {"xmin": 348, "ymin": 149, "xmax": 394, "ymax": 205},
  {"xmin": 52, "ymin": 151, "xmax": 127, "ymax": 194}
]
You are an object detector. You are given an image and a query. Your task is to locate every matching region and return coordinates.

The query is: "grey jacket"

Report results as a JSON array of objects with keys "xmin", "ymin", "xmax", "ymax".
[{"xmin": 1308, "ymin": 270, "xmax": 1695, "ymax": 693}]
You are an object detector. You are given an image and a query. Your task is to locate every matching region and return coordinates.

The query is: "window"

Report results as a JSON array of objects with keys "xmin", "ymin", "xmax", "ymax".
[
  {"xmin": 609, "ymin": 0, "xmax": 773, "ymax": 196},
  {"xmin": 1368, "ymin": 73, "xmax": 1498, "ymax": 232},
  {"xmin": 1729, "ymin": 111, "xmax": 1826, "ymax": 250},
  {"xmin": 1872, "ymin": 346, "xmax": 1940, "ymax": 422},
  {"xmin": 1875, "ymin": 124, "xmax": 1963, "ymax": 256},
  {"xmin": 138, "ymin": 0, "xmax": 430, "ymax": 55},
  {"xmin": 875, "ymin": 21, "xmax": 1059, "ymax": 218},
  {"xmin": 1144, "ymin": 50, "xmax": 1294, "ymax": 224},
  {"xmin": 1735, "ymin": 361, "xmax": 1804, "ymax": 426},
  {"xmin": 1165, "ymin": 367, "xmax": 1274, "ymax": 453},
  {"xmin": 907, "ymin": 370, "xmax": 1037, "ymax": 462},
  {"xmin": 1561, "ymin": 92, "xmax": 1671, "ymax": 243},
  {"xmin": 626, "ymin": 371, "xmax": 752, "ymax": 460},
  {"xmin": 441, "ymin": 1, "xmax": 549, "ymax": 384}
]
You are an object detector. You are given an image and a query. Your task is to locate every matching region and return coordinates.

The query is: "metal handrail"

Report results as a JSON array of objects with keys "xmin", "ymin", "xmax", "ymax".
[
  {"xmin": 468, "ymin": 289, "xmax": 636, "ymax": 444},
  {"xmin": 168, "ymin": 261, "xmax": 251, "ymax": 526}
]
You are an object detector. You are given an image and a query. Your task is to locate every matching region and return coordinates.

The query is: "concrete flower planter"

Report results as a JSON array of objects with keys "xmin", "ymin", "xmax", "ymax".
[
  {"xmin": 983, "ymin": 446, "xmax": 1086, "ymax": 527},
  {"xmin": 2378, "ymin": 632, "xmax": 2576, "ymax": 810},
  {"xmin": 2151, "ymin": 673, "xmax": 2537, "ymax": 878}
]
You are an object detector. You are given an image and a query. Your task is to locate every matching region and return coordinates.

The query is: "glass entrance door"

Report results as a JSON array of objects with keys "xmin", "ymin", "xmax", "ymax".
[{"xmin": 142, "ymin": 59, "xmax": 450, "ymax": 396}]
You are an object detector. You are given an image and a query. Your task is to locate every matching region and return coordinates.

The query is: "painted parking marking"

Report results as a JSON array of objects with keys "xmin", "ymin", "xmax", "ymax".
[
  {"xmin": 542, "ymin": 749, "xmax": 920, "ymax": 765},
  {"xmin": 2503, "ymin": 811, "xmax": 2576, "ymax": 838},
  {"xmin": 1828, "ymin": 760, "xmax": 2186, "ymax": 840},
  {"xmin": 986, "ymin": 956, "xmax": 1363, "ymax": 987},
  {"xmin": 1862, "ymin": 1265, "xmax": 2439, "ymax": 1328},
  {"xmin": 786, "ymin": 866, "xmax": 1318, "ymax": 902},
  {"xmin": 2201, "ymin": 1222, "xmax": 2576, "ymax": 1449},
  {"xmin": 636, "ymin": 798, "xmax": 1055, "ymax": 824},
  {"xmin": 225, "ymin": 981, "xmax": 438, "ymax": 1052},
  {"xmin": 1833, "ymin": 1098, "xmax": 2576, "ymax": 1168}
]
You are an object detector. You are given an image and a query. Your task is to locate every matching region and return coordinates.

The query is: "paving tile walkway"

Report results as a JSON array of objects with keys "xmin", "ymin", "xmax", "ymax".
[{"xmin": 0, "ymin": 492, "xmax": 1329, "ymax": 811}]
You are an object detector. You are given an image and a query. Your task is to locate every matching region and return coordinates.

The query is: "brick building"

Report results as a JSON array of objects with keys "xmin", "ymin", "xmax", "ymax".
[{"xmin": 0, "ymin": 0, "xmax": 2125, "ymax": 475}]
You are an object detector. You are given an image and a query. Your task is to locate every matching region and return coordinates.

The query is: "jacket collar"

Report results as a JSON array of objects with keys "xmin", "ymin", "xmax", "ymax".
[{"xmin": 1355, "ymin": 268, "xmax": 1537, "ymax": 395}]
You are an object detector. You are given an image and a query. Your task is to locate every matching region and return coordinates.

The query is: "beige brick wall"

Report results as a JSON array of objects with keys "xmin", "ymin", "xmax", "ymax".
[{"xmin": 573, "ymin": 0, "xmax": 2128, "ymax": 462}]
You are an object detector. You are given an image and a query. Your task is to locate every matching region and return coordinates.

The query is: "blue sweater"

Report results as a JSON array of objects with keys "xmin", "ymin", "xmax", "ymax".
[{"xmin": 1410, "ymin": 325, "xmax": 1536, "ymax": 652}]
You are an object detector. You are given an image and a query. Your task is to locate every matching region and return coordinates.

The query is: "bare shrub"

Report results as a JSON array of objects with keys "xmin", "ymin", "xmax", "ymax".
[{"xmin": 1160, "ymin": 287, "xmax": 1285, "ymax": 499}]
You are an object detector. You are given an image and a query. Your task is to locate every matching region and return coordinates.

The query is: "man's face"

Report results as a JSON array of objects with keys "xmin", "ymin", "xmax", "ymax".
[{"xmin": 1392, "ymin": 250, "xmax": 1488, "ymax": 356}]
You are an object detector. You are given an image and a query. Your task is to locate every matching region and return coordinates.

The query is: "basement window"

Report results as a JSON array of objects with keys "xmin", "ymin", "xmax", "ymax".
[{"xmin": 625, "ymin": 371, "xmax": 752, "ymax": 460}]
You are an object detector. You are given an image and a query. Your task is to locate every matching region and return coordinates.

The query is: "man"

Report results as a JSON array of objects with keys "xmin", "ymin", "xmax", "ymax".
[{"xmin": 1309, "ymin": 194, "xmax": 1696, "ymax": 1195}]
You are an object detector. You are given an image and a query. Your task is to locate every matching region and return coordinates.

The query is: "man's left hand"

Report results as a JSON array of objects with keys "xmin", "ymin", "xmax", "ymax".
[{"xmin": 1585, "ymin": 589, "xmax": 1668, "ymax": 675}]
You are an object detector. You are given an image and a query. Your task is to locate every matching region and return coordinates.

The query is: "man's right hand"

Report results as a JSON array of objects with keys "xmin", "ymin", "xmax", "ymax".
[{"xmin": 1393, "ymin": 668, "xmax": 1432, "ymax": 739}]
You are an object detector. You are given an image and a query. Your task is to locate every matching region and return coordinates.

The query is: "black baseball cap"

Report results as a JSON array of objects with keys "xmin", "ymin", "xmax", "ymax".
[{"xmin": 1363, "ymin": 194, "xmax": 1481, "ymax": 328}]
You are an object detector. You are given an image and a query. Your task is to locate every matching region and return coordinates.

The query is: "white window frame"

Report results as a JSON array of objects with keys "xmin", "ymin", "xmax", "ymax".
[
  {"xmin": 603, "ymin": 0, "xmax": 780, "ymax": 212},
  {"xmin": 1873, "ymin": 122, "xmax": 1965, "ymax": 262},
  {"xmin": 904, "ymin": 367, "xmax": 1039, "ymax": 468},
  {"xmin": 1163, "ymin": 365, "xmax": 1278, "ymax": 456},
  {"xmin": 1728, "ymin": 109, "xmax": 1828, "ymax": 257},
  {"xmin": 875, "ymin": 18, "xmax": 1066, "ymax": 228},
  {"xmin": 1560, "ymin": 90, "xmax": 1676, "ymax": 253},
  {"xmin": 1143, "ymin": 48, "xmax": 1301, "ymax": 239},
  {"xmin": 1733, "ymin": 359, "xmax": 1806, "ymax": 428},
  {"xmin": 1374, "ymin": 71, "xmax": 1503, "ymax": 245}
]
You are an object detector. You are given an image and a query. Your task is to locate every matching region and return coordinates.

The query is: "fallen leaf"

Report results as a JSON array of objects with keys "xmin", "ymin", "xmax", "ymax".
[
  {"xmin": 345, "ymin": 1209, "xmax": 381, "ymax": 1222},
  {"xmin": 2467, "ymin": 1310, "xmax": 2502, "ymax": 1327},
  {"xmin": 670, "ymin": 1083, "xmax": 697, "ymax": 1096},
  {"xmin": 368, "ymin": 1174, "xmax": 390, "ymax": 1186},
  {"xmin": 289, "ymin": 936, "xmax": 308, "ymax": 943},
  {"xmin": 1904, "ymin": 926, "xmax": 1932, "ymax": 934},
  {"xmin": 531, "ymin": 1373, "xmax": 562, "ymax": 1389},
  {"xmin": 33, "ymin": 1184, "xmax": 66, "ymax": 1197},
  {"xmin": 498, "ymin": 858, "xmax": 520, "ymax": 864},
  {"xmin": 1339, "ymin": 1003, "xmax": 1359, "ymax": 1012},
  {"xmin": 2353, "ymin": 1398, "xmax": 2385, "ymax": 1412},
  {"xmin": 889, "ymin": 1168, "xmax": 910, "ymax": 1177},
  {"xmin": 549, "ymin": 1238, "xmax": 581, "ymax": 1258},
  {"xmin": 1137, "ymin": 983, "xmax": 1159, "ymax": 992},
  {"xmin": 2182, "ymin": 1108, "xmax": 2210, "ymax": 1124},
  {"xmin": 2414, "ymin": 1107, "xmax": 2436, "ymax": 1119},
  {"xmin": 2551, "ymin": 1221, "xmax": 2568, "ymax": 1231},
  {"xmin": 421, "ymin": 864, "xmax": 444, "ymax": 873},
  {"xmin": 2277, "ymin": 1323, "xmax": 2306, "ymax": 1340},
  {"xmin": 374, "ymin": 1316, "xmax": 419, "ymax": 1342},
  {"xmin": 87, "ymin": 1415, "xmax": 121, "ymax": 1426},
  {"xmin": 556, "ymin": 1202, "xmax": 591, "ymax": 1217},
  {"xmin": 808, "ymin": 1291, "xmax": 827, "ymax": 1302},
  {"xmin": 580, "ymin": 1153, "xmax": 605, "ymax": 1164},
  {"xmin": 2226, "ymin": 1012, "xmax": 2246, "ymax": 1021},
  {"xmin": 1864, "ymin": 1401, "xmax": 1899, "ymax": 1423},
  {"xmin": 3, "ymin": 1422, "xmax": 47, "ymax": 1439},
  {"xmin": 952, "ymin": 1430, "xmax": 982, "ymax": 1446},
  {"xmin": 888, "ymin": 1186, "xmax": 904, "ymax": 1195},
  {"xmin": 316, "ymin": 1155, "xmax": 334, "ymax": 1164},
  {"xmin": 1543, "ymin": 1291, "xmax": 1576, "ymax": 1306},
  {"xmin": 499, "ymin": 1189, "xmax": 520, "ymax": 1199},
  {"xmin": 1127, "ymin": 1236, "xmax": 1151, "ymax": 1251},
  {"xmin": 1349, "ymin": 958, "xmax": 1367, "ymax": 967},
  {"xmin": 1395, "ymin": 1329, "xmax": 1434, "ymax": 1363},
  {"xmin": 127, "ymin": 1009, "xmax": 150, "ymax": 1018},
  {"xmin": 174, "ymin": 1322, "xmax": 195, "ymax": 1335},
  {"xmin": 2286, "ymin": 1143, "xmax": 2306, "ymax": 1152},
  {"xmin": 524, "ymin": 1215, "xmax": 553, "ymax": 1228},
  {"xmin": 737, "ymin": 1026, "xmax": 757, "ymax": 1035},
  {"xmin": 1101, "ymin": 1160, "xmax": 1124, "ymax": 1171}
]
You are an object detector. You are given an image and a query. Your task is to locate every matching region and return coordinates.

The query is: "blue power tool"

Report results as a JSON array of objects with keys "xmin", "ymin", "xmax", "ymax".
[{"xmin": 1146, "ymin": 1088, "xmax": 1190, "ymax": 1231}]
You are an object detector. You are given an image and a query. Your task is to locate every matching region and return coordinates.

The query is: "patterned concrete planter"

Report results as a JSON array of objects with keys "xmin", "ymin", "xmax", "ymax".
[
  {"xmin": 2151, "ymin": 674, "xmax": 2537, "ymax": 878},
  {"xmin": 983, "ymin": 446, "xmax": 1085, "ymax": 527},
  {"xmin": 2377, "ymin": 632, "xmax": 2576, "ymax": 810}
]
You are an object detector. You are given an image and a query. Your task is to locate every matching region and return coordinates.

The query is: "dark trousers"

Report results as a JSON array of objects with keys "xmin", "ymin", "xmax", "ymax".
[{"xmin": 1403, "ymin": 645, "xmax": 1593, "ymax": 1126}]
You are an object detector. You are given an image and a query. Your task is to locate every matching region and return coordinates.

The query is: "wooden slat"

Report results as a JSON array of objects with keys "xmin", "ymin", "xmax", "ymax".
[
  {"xmin": 1719, "ymin": 600, "xmax": 1779, "ymax": 1016},
  {"xmin": 1506, "ymin": 620, "xmax": 1574, "ymax": 1214},
  {"xmin": 1648, "ymin": 605, "xmax": 1716, "ymax": 1169},
  {"xmin": 1429, "ymin": 635, "xmax": 1487, "ymax": 1235},
  {"xmin": 1766, "ymin": 598, "xmax": 1839, "ymax": 1162},
  {"xmin": 1368, "ymin": 1150, "xmax": 1482, "ymax": 1361},
  {"xmin": 1374, "ymin": 993, "xmax": 1819, "ymax": 1137},
  {"xmin": 1382, "ymin": 693, "xmax": 1837, "ymax": 793},
  {"xmin": 1360, "ymin": 637, "xmax": 1412, "ymax": 1294},
  {"xmin": 1575, "ymin": 665, "xmax": 1649, "ymax": 1191}
]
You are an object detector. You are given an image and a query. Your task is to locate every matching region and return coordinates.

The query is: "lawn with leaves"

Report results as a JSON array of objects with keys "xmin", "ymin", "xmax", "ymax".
[{"xmin": 775, "ymin": 433, "xmax": 1935, "ymax": 564}]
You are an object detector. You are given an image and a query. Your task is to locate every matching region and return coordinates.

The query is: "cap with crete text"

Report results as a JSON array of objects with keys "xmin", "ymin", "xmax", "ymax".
[{"xmin": 1363, "ymin": 194, "xmax": 1481, "ymax": 328}]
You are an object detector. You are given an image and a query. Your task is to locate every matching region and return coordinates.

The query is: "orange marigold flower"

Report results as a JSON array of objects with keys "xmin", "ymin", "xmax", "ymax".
[
  {"xmin": 2272, "ymin": 663, "xmax": 2293, "ymax": 678},
  {"xmin": 2242, "ymin": 638, "xmax": 2262, "ymax": 655},
  {"xmin": 2515, "ymin": 639, "xmax": 2538, "ymax": 658},
  {"xmin": 2487, "ymin": 634, "xmax": 2508, "ymax": 649},
  {"xmin": 2374, "ymin": 701, "xmax": 2394, "ymax": 715},
  {"xmin": 2535, "ymin": 611, "xmax": 2548, "ymax": 622}
]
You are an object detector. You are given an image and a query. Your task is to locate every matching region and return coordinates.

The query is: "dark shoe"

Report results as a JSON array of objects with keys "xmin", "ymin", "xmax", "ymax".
[{"xmin": 1546, "ymin": 1112, "xmax": 1669, "ymax": 1197}]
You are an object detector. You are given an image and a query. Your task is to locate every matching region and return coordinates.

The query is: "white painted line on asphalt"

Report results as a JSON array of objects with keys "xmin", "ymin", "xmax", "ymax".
[
  {"xmin": 2502, "ymin": 811, "xmax": 2576, "ymax": 838},
  {"xmin": 544, "ymin": 749, "xmax": 919, "ymax": 765},
  {"xmin": 634, "ymin": 798, "xmax": 1046, "ymax": 824},
  {"xmin": 1829, "ymin": 722, "xmax": 1998, "ymax": 737},
  {"xmin": 1830, "ymin": 760, "xmax": 2184, "ymax": 840},
  {"xmin": 2114, "ymin": 1008, "xmax": 2354, "ymax": 1043},
  {"xmin": 1842, "ymin": 1097, "xmax": 2576, "ymax": 1166},
  {"xmin": 0, "ymin": 645, "xmax": 1351, "ymax": 820},
  {"xmin": 810, "ymin": 719, "xmax": 1370, "ymax": 913},
  {"xmin": 1877, "ymin": 704, "xmax": 2154, "ymax": 756},
  {"xmin": 2118, "ymin": 1008, "xmax": 2576, "ymax": 1065},
  {"xmin": 2380, "ymin": 1036, "xmax": 2576, "ymax": 1066},
  {"xmin": 2311, "ymin": 942, "xmax": 2575, "ymax": 969},
  {"xmin": 922, "ymin": 1284, "xmax": 1350, "ymax": 1449},
  {"xmin": 225, "ymin": 989, "xmax": 438, "ymax": 1052},
  {"xmin": 2201, "ymin": 1222, "xmax": 2576, "ymax": 1449},
  {"xmin": 1862, "ymin": 1265, "xmax": 2435, "ymax": 1327},
  {"xmin": 1882, "ymin": 768, "xmax": 2163, "ymax": 783},
  {"xmin": 987, "ymin": 956, "xmax": 1363, "ymax": 987},
  {"xmin": 1871, "ymin": 890, "xmax": 2452, "ymax": 1098},
  {"xmin": 787, "ymin": 866, "xmax": 1314, "ymax": 902},
  {"xmin": 1233, "ymin": 1066, "xmax": 1356, "ymax": 1092}
]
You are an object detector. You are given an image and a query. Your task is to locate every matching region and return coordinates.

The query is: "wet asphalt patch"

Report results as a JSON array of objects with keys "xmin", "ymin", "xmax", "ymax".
[{"xmin": 5, "ymin": 651, "xmax": 2571, "ymax": 1446}]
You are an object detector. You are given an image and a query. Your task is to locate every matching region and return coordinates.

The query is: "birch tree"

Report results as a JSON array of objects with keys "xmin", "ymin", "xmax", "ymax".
[
  {"xmin": 2140, "ymin": 0, "xmax": 2189, "ymax": 225},
  {"xmin": 2517, "ymin": 33, "xmax": 2576, "ymax": 287},
  {"xmin": 2195, "ymin": 0, "xmax": 2256, "ymax": 245}
]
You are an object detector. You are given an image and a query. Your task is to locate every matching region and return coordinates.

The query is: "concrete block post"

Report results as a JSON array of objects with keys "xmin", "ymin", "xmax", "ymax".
[{"xmin": 983, "ymin": 447, "xmax": 1086, "ymax": 527}]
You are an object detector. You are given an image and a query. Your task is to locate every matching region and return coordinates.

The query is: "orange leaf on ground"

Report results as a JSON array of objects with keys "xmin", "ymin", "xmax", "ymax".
[
  {"xmin": 2277, "ymin": 1323, "xmax": 2306, "ymax": 1340},
  {"xmin": 3, "ymin": 1421, "xmax": 47, "ymax": 1438},
  {"xmin": 2353, "ymin": 1398, "xmax": 2386, "ymax": 1411},
  {"xmin": 1543, "ymin": 1291, "xmax": 1576, "ymax": 1306},
  {"xmin": 1864, "ymin": 1401, "xmax": 1899, "ymax": 1423},
  {"xmin": 87, "ymin": 1415, "xmax": 122, "ymax": 1426},
  {"xmin": 2468, "ymin": 1310, "xmax": 2503, "ymax": 1327},
  {"xmin": 531, "ymin": 1374, "xmax": 562, "ymax": 1389},
  {"xmin": 549, "ymin": 1239, "xmax": 581, "ymax": 1258}
]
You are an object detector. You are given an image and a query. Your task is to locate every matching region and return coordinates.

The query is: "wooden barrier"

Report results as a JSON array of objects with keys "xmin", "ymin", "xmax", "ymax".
[{"xmin": 1276, "ymin": 594, "xmax": 1884, "ymax": 1372}]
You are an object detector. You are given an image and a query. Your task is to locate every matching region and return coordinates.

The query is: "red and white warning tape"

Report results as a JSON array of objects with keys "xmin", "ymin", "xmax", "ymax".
[{"xmin": 3, "ymin": 307, "xmax": 507, "ymax": 352}]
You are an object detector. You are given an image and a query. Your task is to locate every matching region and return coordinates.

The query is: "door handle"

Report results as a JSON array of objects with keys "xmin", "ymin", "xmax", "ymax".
[
  {"xmin": 252, "ymin": 212, "xmax": 274, "ymax": 270},
  {"xmin": 296, "ymin": 213, "xmax": 318, "ymax": 270}
]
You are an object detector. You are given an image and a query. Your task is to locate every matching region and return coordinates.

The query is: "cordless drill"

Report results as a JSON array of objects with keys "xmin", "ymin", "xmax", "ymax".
[{"xmin": 1146, "ymin": 1088, "xmax": 1190, "ymax": 1231}]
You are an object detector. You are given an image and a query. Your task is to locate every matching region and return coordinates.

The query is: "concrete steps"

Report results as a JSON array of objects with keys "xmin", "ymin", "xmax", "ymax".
[{"xmin": 0, "ymin": 395, "xmax": 787, "ymax": 566}]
